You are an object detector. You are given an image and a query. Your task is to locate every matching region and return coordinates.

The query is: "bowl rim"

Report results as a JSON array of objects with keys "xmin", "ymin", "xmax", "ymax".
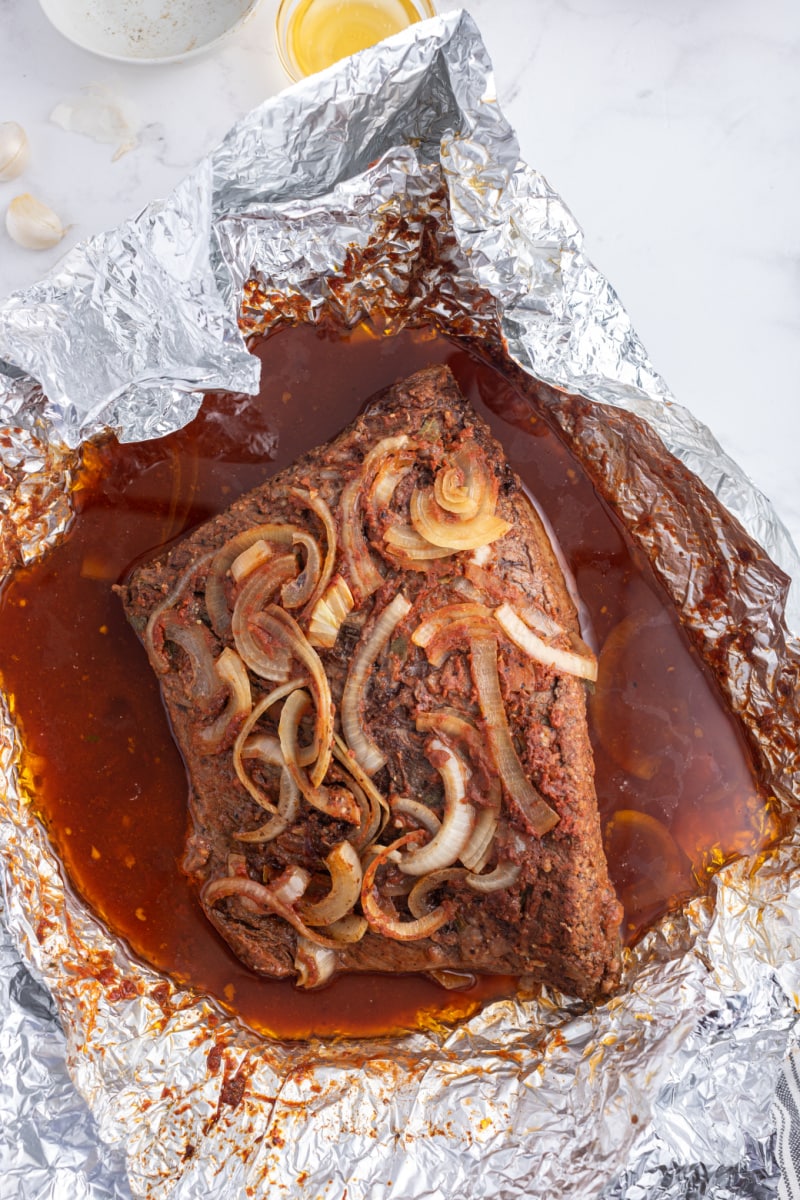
[{"xmin": 37, "ymin": 0, "xmax": 264, "ymax": 65}]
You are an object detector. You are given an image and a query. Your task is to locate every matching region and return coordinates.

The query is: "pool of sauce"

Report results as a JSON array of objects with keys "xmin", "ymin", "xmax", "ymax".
[{"xmin": 0, "ymin": 322, "xmax": 774, "ymax": 1038}]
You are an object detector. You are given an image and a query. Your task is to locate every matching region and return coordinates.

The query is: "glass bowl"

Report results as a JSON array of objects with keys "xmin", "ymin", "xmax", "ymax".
[{"xmin": 275, "ymin": 0, "xmax": 436, "ymax": 81}]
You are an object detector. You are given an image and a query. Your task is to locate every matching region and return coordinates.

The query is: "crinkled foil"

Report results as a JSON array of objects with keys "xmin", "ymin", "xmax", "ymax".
[{"xmin": 0, "ymin": 11, "xmax": 799, "ymax": 1198}]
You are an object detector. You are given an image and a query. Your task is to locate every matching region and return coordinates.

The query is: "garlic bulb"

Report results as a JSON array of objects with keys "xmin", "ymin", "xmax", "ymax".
[
  {"xmin": 0, "ymin": 122, "xmax": 29, "ymax": 181},
  {"xmin": 6, "ymin": 193, "xmax": 66, "ymax": 250}
]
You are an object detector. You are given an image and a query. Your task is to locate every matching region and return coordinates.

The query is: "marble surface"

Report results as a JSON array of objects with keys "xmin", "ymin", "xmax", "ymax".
[{"xmin": 0, "ymin": 0, "xmax": 798, "ymax": 560}]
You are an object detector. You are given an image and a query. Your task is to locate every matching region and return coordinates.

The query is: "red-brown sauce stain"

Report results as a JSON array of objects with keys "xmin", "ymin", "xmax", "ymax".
[{"xmin": 0, "ymin": 321, "xmax": 773, "ymax": 1038}]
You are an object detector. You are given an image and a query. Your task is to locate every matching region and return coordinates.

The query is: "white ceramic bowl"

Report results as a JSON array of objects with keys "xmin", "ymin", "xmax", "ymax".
[{"xmin": 38, "ymin": 0, "xmax": 263, "ymax": 64}]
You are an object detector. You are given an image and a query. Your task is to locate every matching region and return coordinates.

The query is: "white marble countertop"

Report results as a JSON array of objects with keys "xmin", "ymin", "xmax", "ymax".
[
  {"xmin": 0, "ymin": 3, "xmax": 798, "ymax": 1193},
  {"xmin": 1, "ymin": 0, "xmax": 798, "ymax": 561}
]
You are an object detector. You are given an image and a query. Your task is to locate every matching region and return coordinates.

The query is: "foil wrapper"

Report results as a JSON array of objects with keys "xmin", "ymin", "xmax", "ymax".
[{"xmin": 1, "ymin": 10, "xmax": 799, "ymax": 1198}]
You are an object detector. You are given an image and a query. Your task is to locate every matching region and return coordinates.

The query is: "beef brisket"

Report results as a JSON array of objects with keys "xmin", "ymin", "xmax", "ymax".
[{"xmin": 119, "ymin": 366, "xmax": 623, "ymax": 999}]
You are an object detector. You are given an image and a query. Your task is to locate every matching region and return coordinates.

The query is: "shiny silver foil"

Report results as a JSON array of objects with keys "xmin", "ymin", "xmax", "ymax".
[{"xmin": 0, "ymin": 10, "xmax": 798, "ymax": 1198}]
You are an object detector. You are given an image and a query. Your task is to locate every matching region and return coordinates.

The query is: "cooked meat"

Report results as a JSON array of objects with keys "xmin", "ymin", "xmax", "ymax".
[{"xmin": 119, "ymin": 365, "xmax": 622, "ymax": 999}]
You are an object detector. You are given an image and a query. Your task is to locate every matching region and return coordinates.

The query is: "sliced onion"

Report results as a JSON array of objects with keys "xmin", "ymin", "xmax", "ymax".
[
  {"xmin": 280, "ymin": 530, "xmax": 322, "ymax": 610},
  {"xmin": 231, "ymin": 555, "xmax": 297, "ymax": 681},
  {"xmin": 415, "ymin": 709, "xmax": 501, "ymax": 871},
  {"xmin": 470, "ymin": 636, "xmax": 559, "ymax": 836},
  {"xmin": 300, "ymin": 841, "xmax": 362, "ymax": 927},
  {"xmin": 325, "ymin": 913, "xmax": 368, "ymax": 943},
  {"xmin": 470, "ymin": 544, "xmax": 493, "ymax": 568},
  {"xmin": 332, "ymin": 733, "xmax": 389, "ymax": 830},
  {"xmin": 340, "ymin": 435, "xmax": 415, "ymax": 600},
  {"xmin": 383, "ymin": 524, "xmax": 455, "ymax": 560},
  {"xmin": 433, "ymin": 442, "xmax": 492, "ymax": 518},
  {"xmin": 307, "ymin": 575, "xmax": 354, "ymax": 649},
  {"xmin": 341, "ymin": 591, "xmax": 411, "ymax": 775},
  {"xmin": 460, "ymin": 805, "xmax": 499, "ymax": 873},
  {"xmin": 235, "ymin": 732, "xmax": 283, "ymax": 814},
  {"xmin": 205, "ymin": 524, "xmax": 298, "ymax": 637},
  {"xmin": 269, "ymin": 863, "xmax": 310, "ymax": 906},
  {"xmin": 197, "ymin": 647, "xmax": 252, "ymax": 753},
  {"xmin": 397, "ymin": 739, "xmax": 476, "ymax": 877},
  {"xmin": 288, "ymin": 487, "xmax": 338, "ymax": 616},
  {"xmin": 412, "ymin": 604, "xmax": 497, "ymax": 669},
  {"xmin": 412, "ymin": 603, "xmax": 495, "ymax": 650},
  {"xmin": 257, "ymin": 605, "xmax": 332, "ymax": 787},
  {"xmin": 368, "ymin": 449, "xmax": 414, "ymax": 510},
  {"xmin": 434, "ymin": 466, "xmax": 475, "ymax": 516},
  {"xmin": 389, "ymin": 795, "xmax": 441, "ymax": 837},
  {"xmin": 144, "ymin": 549, "xmax": 214, "ymax": 673},
  {"xmin": 159, "ymin": 613, "xmax": 222, "ymax": 710},
  {"xmin": 428, "ymin": 969, "xmax": 477, "ymax": 991},
  {"xmin": 231, "ymin": 676, "xmax": 305, "ymax": 805},
  {"xmin": 410, "ymin": 487, "xmax": 511, "ymax": 551},
  {"xmin": 361, "ymin": 833, "xmax": 451, "ymax": 942},
  {"xmin": 465, "ymin": 861, "xmax": 522, "ymax": 892},
  {"xmin": 227, "ymin": 852, "xmax": 248, "ymax": 877},
  {"xmin": 339, "ymin": 473, "xmax": 384, "ymax": 601},
  {"xmin": 202, "ymin": 871, "xmax": 344, "ymax": 950},
  {"xmin": 494, "ymin": 602, "xmax": 597, "ymax": 681},
  {"xmin": 235, "ymin": 763, "xmax": 300, "ymax": 844},
  {"xmin": 294, "ymin": 937, "xmax": 338, "ymax": 988},
  {"xmin": 279, "ymin": 689, "xmax": 360, "ymax": 825},
  {"xmin": 230, "ymin": 539, "xmax": 273, "ymax": 584},
  {"xmin": 415, "ymin": 707, "xmax": 483, "ymax": 763},
  {"xmin": 407, "ymin": 868, "xmax": 466, "ymax": 918}
]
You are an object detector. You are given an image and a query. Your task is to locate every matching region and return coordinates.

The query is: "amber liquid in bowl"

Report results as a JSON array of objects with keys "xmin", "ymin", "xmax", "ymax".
[
  {"xmin": 0, "ymin": 322, "xmax": 774, "ymax": 1039},
  {"xmin": 276, "ymin": 0, "xmax": 436, "ymax": 79}
]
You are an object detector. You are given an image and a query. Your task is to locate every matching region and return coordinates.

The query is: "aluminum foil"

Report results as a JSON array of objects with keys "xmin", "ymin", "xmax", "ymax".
[{"xmin": 0, "ymin": 10, "xmax": 799, "ymax": 1198}]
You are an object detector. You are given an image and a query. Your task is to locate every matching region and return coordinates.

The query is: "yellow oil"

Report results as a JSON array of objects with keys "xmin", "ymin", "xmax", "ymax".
[{"xmin": 286, "ymin": 0, "xmax": 429, "ymax": 77}]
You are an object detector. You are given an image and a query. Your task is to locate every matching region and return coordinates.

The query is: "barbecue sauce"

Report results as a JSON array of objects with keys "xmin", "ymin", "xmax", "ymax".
[{"xmin": 0, "ymin": 322, "xmax": 774, "ymax": 1038}]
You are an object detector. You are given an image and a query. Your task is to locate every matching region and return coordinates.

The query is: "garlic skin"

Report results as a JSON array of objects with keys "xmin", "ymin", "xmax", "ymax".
[
  {"xmin": 0, "ymin": 122, "xmax": 30, "ymax": 182},
  {"xmin": 6, "ymin": 193, "xmax": 66, "ymax": 251}
]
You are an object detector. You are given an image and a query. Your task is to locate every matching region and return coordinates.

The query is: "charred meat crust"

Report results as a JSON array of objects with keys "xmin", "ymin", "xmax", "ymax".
[{"xmin": 119, "ymin": 365, "xmax": 623, "ymax": 1000}]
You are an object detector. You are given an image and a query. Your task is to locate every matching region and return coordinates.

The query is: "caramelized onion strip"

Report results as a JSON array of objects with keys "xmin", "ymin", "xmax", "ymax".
[
  {"xmin": 432, "ymin": 442, "xmax": 492, "ymax": 519},
  {"xmin": 258, "ymin": 604, "xmax": 333, "ymax": 787},
  {"xmin": 325, "ymin": 914, "xmax": 368, "ymax": 944},
  {"xmin": 407, "ymin": 868, "xmax": 466, "ymax": 918},
  {"xmin": 144, "ymin": 549, "xmax": 214, "ymax": 673},
  {"xmin": 383, "ymin": 524, "xmax": 455, "ymax": 560},
  {"xmin": 410, "ymin": 487, "xmax": 511, "ymax": 551},
  {"xmin": 300, "ymin": 841, "xmax": 363, "ymax": 927},
  {"xmin": 231, "ymin": 555, "xmax": 297, "ymax": 681},
  {"xmin": 341, "ymin": 592, "xmax": 411, "ymax": 775},
  {"xmin": 397, "ymin": 738, "xmax": 476, "ymax": 876},
  {"xmin": 494, "ymin": 602, "xmax": 597, "ymax": 681},
  {"xmin": 294, "ymin": 938, "xmax": 337, "ymax": 988},
  {"xmin": 230, "ymin": 539, "xmax": 273, "ymax": 584},
  {"xmin": 233, "ymin": 676, "xmax": 305, "ymax": 774},
  {"xmin": 341, "ymin": 435, "xmax": 414, "ymax": 600},
  {"xmin": 465, "ymin": 861, "xmax": 522, "ymax": 892},
  {"xmin": 361, "ymin": 833, "xmax": 450, "ymax": 942},
  {"xmin": 197, "ymin": 647, "xmax": 252, "ymax": 753},
  {"xmin": 235, "ymin": 762, "xmax": 300, "ymax": 844},
  {"xmin": 415, "ymin": 709, "xmax": 501, "ymax": 871},
  {"xmin": 288, "ymin": 487, "xmax": 338, "ymax": 616},
  {"xmin": 159, "ymin": 613, "xmax": 221, "ymax": 710},
  {"xmin": 279, "ymin": 689, "xmax": 360, "ymax": 824},
  {"xmin": 202, "ymin": 871, "xmax": 344, "ymax": 950},
  {"xmin": 332, "ymin": 733, "xmax": 390, "ymax": 827},
  {"xmin": 470, "ymin": 637, "xmax": 559, "ymax": 836},
  {"xmin": 412, "ymin": 603, "xmax": 495, "ymax": 650},
  {"xmin": 389, "ymin": 796, "xmax": 441, "ymax": 837},
  {"xmin": 307, "ymin": 575, "xmax": 354, "ymax": 649},
  {"xmin": 280, "ymin": 531, "xmax": 322, "ymax": 610},
  {"xmin": 206, "ymin": 524, "xmax": 299, "ymax": 637}
]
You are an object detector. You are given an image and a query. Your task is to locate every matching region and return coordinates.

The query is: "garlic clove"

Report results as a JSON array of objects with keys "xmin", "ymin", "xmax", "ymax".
[
  {"xmin": 6, "ymin": 193, "xmax": 66, "ymax": 251},
  {"xmin": 0, "ymin": 122, "xmax": 30, "ymax": 182}
]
